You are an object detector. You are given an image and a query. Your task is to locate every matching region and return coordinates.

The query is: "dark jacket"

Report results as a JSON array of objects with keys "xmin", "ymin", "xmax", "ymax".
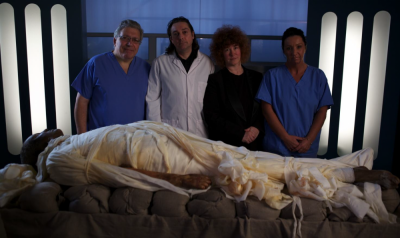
[{"xmin": 203, "ymin": 66, "xmax": 264, "ymax": 151}]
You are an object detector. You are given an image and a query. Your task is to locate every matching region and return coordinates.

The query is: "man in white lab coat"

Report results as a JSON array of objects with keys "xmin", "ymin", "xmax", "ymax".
[{"xmin": 146, "ymin": 16, "xmax": 215, "ymax": 138}]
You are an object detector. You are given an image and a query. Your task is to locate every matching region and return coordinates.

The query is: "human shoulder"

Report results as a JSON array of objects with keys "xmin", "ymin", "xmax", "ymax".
[
  {"xmin": 72, "ymin": 52, "xmax": 113, "ymax": 89},
  {"xmin": 134, "ymin": 55, "xmax": 149, "ymax": 64},
  {"xmin": 306, "ymin": 65, "xmax": 322, "ymax": 73},
  {"xmin": 244, "ymin": 66, "xmax": 263, "ymax": 79},
  {"xmin": 263, "ymin": 64, "xmax": 287, "ymax": 83},
  {"xmin": 267, "ymin": 64, "xmax": 286, "ymax": 74},
  {"xmin": 197, "ymin": 50, "xmax": 207, "ymax": 58},
  {"xmin": 198, "ymin": 51, "xmax": 215, "ymax": 74},
  {"xmin": 133, "ymin": 56, "xmax": 150, "ymax": 69},
  {"xmin": 89, "ymin": 52, "xmax": 114, "ymax": 64},
  {"xmin": 306, "ymin": 65, "xmax": 328, "ymax": 81},
  {"xmin": 306, "ymin": 65, "xmax": 327, "ymax": 75},
  {"xmin": 152, "ymin": 53, "xmax": 174, "ymax": 65},
  {"xmin": 207, "ymin": 68, "xmax": 225, "ymax": 82},
  {"xmin": 157, "ymin": 52, "xmax": 172, "ymax": 59},
  {"xmin": 83, "ymin": 52, "xmax": 116, "ymax": 71},
  {"xmin": 197, "ymin": 50, "xmax": 213, "ymax": 63}
]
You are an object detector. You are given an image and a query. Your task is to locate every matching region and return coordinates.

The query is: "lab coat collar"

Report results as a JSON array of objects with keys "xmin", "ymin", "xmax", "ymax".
[{"xmin": 170, "ymin": 50, "xmax": 203, "ymax": 75}]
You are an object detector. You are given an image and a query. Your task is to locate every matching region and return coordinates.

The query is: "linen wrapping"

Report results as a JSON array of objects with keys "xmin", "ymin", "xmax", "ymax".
[{"xmin": 0, "ymin": 121, "xmax": 394, "ymax": 223}]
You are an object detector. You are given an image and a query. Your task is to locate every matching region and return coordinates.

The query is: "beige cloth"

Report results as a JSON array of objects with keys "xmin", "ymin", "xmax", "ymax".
[
  {"xmin": 0, "ymin": 121, "xmax": 395, "ymax": 223},
  {"xmin": 0, "ymin": 164, "xmax": 36, "ymax": 207}
]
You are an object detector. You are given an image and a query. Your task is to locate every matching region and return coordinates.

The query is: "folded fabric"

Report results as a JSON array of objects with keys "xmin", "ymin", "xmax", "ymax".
[
  {"xmin": 151, "ymin": 190, "xmax": 189, "ymax": 217},
  {"xmin": 188, "ymin": 188, "xmax": 236, "ymax": 219},
  {"xmin": 64, "ymin": 184, "xmax": 110, "ymax": 213},
  {"xmin": 364, "ymin": 182, "xmax": 397, "ymax": 223},
  {"xmin": 381, "ymin": 188, "xmax": 400, "ymax": 213},
  {"xmin": 280, "ymin": 197, "xmax": 328, "ymax": 221},
  {"xmin": 328, "ymin": 207, "xmax": 353, "ymax": 222},
  {"xmin": 18, "ymin": 182, "xmax": 64, "ymax": 213},
  {"xmin": 235, "ymin": 195, "xmax": 281, "ymax": 220},
  {"xmin": 109, "ymin": 187, "xmax": 153, "ymax": 215},
  {"xmin": 0, "ymin": 164, "xmax": 37, "ymax": 207}
]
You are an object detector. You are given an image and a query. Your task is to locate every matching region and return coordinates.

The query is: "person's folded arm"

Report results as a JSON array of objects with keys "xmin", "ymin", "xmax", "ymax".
[
  {"xmin": 295, "ymin": 106, "xmax": 328, "ymax": 153},
  {"xmin": 243, "ymin": 126, "xmax": 259, "ymax": 144},
  {"xmin": 203, "ymin": 77, "xmax": 245, "ymax": 143},
  {"xmin": 250, "ymin": 101, "xmax": 265, "ymax": 142},
  {"xmin": 146, "ymin": 59, "xmax": 162, "ymax": 122},
  {"xmin": 261, "ymin": 101, "xmax": 302, "ymax": 151}
]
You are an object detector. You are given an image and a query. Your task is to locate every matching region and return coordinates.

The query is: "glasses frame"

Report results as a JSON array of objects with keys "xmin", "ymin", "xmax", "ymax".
[{"xmin": 118, "ymin": 35, "xmax": 142, "ymax": 45}]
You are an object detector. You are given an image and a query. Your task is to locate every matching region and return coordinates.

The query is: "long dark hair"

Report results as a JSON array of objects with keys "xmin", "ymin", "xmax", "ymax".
[{"xmin": 165, "ymin": 16, "xmax": 199, "ymax": 55}]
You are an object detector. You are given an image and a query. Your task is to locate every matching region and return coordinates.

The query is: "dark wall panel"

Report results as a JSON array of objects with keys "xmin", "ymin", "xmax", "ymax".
[
  {"xmin": 0, "ymin": 0, "xmax": 86, "ymax": 167},
  {"xmin": 306, "ymin": 0, "xmax": 400, "ymax": 174}
]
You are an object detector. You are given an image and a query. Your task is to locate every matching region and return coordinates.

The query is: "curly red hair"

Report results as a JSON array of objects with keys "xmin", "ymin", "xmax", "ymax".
[{"xmin": 209, "ymin": 25, "xmax": 250, "ymax": 68}]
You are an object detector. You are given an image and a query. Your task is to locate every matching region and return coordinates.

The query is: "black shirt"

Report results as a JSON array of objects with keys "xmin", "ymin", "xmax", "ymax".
[
  {"xmin": 176, "ymin": 49, "xmax": 198, "ymax": 73},
  {"xmin": 227, "ymin": 69, "xmax": 253, "ymax": 128}
]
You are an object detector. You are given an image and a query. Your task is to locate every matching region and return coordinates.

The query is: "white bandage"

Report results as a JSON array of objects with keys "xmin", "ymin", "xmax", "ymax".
[{"xmin": 332, "ymin": 168, "xmax": 355, "ymax": 183}]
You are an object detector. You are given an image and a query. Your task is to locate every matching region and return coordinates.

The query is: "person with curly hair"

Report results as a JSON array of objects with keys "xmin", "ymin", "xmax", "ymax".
[
  {"xmin": 203, "ymin": 25, "xmax": 264, "ymax": 151},
  {"xmin": 256, "ymin": 27, "xmax": 334, "ymax": 157}
]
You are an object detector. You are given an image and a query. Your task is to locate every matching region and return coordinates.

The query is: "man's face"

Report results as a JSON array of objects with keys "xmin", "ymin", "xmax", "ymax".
[
  {"xmin": 169, "ymin": 22, "xmax": 194, "ymax": 55},
  {"xmin": 113, "ymin": 27, "xmax": 141, "ymax": 61}
]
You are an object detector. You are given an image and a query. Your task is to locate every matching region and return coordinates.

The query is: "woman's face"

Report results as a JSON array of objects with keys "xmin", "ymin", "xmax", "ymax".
[
  {"xmin": 283, "ymin": 35, "xmax": 306, "ymax": 64},
  {"xmin": 223, "ymin": 44, "xmax": 241, "ymax": 67}
]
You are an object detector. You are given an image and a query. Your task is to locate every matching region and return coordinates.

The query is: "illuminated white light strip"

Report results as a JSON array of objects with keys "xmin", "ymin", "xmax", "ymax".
[
  {"xmin": 337, "ymin": 12, "xmax": 363, "ymax": 156},
  {"xmin": 318, "ymin": 12, "xmax": 337, "ymax": 156},
  {"xmin": 25, "ymin": 4, "xmax": 47, "ymax": 134},
  {"xmin": 0, "ymin": 3, "xmax": 23, "ymax": 155},
  {"xmin": 51, "ymin": 5, "xmax": 71, "ymax": 135},
  {"xmin": 363, "ymin": 11, "xmax": 391, "ymax": 159}
]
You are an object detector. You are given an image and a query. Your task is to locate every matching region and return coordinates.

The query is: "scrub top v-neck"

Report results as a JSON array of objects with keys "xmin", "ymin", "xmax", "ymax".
[
  {"xmin": 256, "ymin": 64, "xmax": 333, "ymax": 157},
  {"xmin": 72, "ymin": 52, "xmax": 150, "ymax": 131}
]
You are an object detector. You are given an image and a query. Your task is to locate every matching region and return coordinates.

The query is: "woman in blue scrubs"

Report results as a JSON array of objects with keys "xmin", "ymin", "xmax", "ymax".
[{"xmin": 256, "ymin": 27, "xmax": 333, "ymax": 157}]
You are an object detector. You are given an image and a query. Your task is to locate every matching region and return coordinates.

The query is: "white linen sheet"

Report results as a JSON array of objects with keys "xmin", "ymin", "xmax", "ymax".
[{"xmin": 0, "ymin": 121, "xmax": 395, "ymax": 224}]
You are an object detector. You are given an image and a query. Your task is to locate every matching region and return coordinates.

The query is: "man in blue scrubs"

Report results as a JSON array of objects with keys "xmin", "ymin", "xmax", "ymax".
[{"xmin": 72, "ymin": 19, "xmax": 150, "ymax": 134}]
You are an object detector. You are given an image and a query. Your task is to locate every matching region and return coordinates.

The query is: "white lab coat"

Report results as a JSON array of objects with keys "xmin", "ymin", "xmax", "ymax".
[{"xmin": 146, "ymin": 50, "xmax": 215, "ymax": 138}]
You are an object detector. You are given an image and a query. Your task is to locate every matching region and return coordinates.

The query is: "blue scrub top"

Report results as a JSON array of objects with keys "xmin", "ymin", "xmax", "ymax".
[
  {"xmin": 256, "ymin": 65, "xmax": 333, "ymax": 157},
  {"xmin": 72, "ymin": 52, "xmax": 150, "ymax": 131}
]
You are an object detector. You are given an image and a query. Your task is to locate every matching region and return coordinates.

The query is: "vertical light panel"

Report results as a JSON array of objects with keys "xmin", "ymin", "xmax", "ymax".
[
  {"xmin": 363, "ymin": 11, "xmax": 391, "ymax": 159},
  {"xmin": 25, "ymin": 4, "xmax": 47, "ymax": 134},
  {"xmin": 318, "ymin": 12, "xmax": 337, "ymax": 156},
  {"xmin": 337, "ymin": 12, "xmax": 363, "ymax": 156},
  {"xmin": 51, "ymin": 5, "xmax": 72, "ymax": 135},
  {"xmin": 0, "ymin": 3, "xmax": 23, "ymax": 155}
]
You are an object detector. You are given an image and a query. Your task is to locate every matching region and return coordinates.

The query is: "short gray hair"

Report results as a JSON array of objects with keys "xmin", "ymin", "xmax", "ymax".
[{"xmin": 114, "ymin": 19, "xmax": 144, "ymax": 41}]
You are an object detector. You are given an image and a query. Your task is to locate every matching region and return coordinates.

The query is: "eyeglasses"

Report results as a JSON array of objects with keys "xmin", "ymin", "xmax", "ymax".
[{"xmin": 118, "ymin": 35, "xmax": 141, "ymax": 44}]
